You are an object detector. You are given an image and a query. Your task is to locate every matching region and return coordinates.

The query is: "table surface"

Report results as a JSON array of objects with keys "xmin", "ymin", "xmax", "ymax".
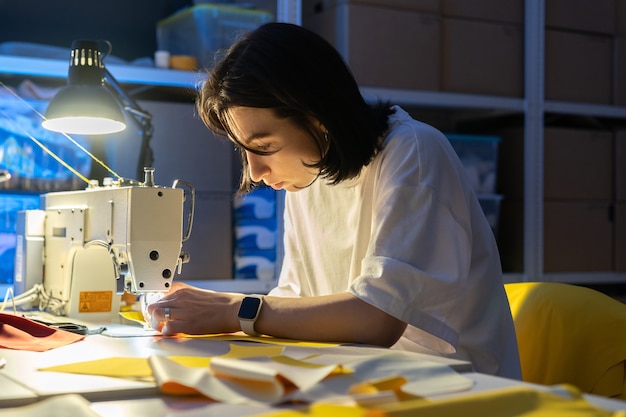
[
  {"xmin": 1, "ymin": 318, "xmax": 625, "ymax": 415},
  {"xmin": 0, "ymin": 317, "xmax": 469, "ymax": 404},
  {"xmin": 85, "ymin": 373, "xmax": 626, "ymax": 417}
]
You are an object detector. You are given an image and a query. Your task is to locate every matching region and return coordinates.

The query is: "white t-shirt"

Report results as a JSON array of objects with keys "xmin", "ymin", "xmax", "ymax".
[{"xmin": 270, "ymin": 106, "xmax": 521, "ymax": 379}]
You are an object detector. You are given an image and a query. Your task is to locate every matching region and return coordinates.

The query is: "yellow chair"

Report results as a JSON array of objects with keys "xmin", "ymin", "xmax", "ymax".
[{"xmin": 505, "ymin": 281, "xmax": 626, "ymax": 399}]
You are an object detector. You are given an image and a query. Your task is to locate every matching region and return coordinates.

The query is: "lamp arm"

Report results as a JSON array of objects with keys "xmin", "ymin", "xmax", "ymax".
[{"xmin": 104, "ymin": 68, "xmax": 155, "ymax": 180}]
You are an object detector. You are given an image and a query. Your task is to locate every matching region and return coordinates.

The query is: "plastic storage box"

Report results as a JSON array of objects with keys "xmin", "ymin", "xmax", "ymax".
[
  {"xmin": 233, "ymin": 186, "xmax": 276, "ymax": 220},
  {"xmin": 234, "ymin": 250, "xmax": 276, "ymax": 280},
  {"xmin": 477, "ymin": 194, "xmax": 503, "ymax": 237},
  {"xmin": 157, "ymin": 4, "xmax": 273, "ymax": 69},
  {"xmin": 445, "ymin": 133, "xmax": 501, "ymax": 194},
  {"xmin": 235, "ymin": 218, "xmax": 277, "ymax": 251},
  {"xmin": 233, "ymin": 186, "xmax": 279, "ymax": 280},
  {"xmin": 0, "ymin": 192, "xmax": 41, "ymax": 284}
]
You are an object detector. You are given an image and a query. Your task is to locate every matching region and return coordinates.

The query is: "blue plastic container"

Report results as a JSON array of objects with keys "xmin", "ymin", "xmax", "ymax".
[
  {"xmin": 157, "ymin": 4, "xmax": 274, "ymax": 68},
  {"xmin": 0, "ymin": 192, "xmax": 40, "ymax": 284}
]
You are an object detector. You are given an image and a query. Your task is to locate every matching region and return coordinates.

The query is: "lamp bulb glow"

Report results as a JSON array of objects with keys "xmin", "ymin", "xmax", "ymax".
[{"xmin": 42, "ymin": 117, "xmax": 126, "ymax": 135}]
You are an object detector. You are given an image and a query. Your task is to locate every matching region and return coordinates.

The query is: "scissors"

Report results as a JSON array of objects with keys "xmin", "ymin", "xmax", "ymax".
[
  {"xmin": 47, "ymin": 322, "xmax": 90, "ymax": 335},
  {"xmin": 30, "ymin": 318, "xmax": 89, "ymax": 335}
]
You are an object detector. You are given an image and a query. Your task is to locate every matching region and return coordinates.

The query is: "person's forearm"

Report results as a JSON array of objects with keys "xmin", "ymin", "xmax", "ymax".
[{"xmin": 255, "ymin": 292, "xmax": 407, "ymax": 347}]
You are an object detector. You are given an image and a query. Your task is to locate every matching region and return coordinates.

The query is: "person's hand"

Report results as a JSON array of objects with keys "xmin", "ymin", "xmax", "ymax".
[{"xmin": 146, "ymin": 283, "xmax": 244, "ymax": 336}]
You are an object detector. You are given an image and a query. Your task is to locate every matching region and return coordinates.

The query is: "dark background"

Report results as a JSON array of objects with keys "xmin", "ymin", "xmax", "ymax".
[{"xmin": 0, "ymin": 0, "xmax": 193, "ymax": 61}]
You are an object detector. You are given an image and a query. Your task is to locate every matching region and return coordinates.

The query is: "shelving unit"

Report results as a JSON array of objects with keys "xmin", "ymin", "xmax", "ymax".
[
  {"xmin": 289, "ymin": 0, "xmax": 626, "ymax": 285},
  {"xmin": 1, "ymin": 0, "xmax": 624, "ymax": 292}
]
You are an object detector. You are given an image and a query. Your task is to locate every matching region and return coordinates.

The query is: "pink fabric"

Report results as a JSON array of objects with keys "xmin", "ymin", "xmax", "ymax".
[{"xmin": 0, "ymin": 313, "xmax": 84, "ymax": 352}]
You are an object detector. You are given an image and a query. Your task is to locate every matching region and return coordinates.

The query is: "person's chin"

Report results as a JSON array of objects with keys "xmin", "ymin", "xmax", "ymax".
[{"xmin": 269, "ymin": 181, "xmax": 285, "ymax": 191}]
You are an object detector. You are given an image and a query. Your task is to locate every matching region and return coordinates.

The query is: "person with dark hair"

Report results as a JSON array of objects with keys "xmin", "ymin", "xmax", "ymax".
[{"xmin": 147, "ymin": 22, "xmax": 521, "ymax": 379}]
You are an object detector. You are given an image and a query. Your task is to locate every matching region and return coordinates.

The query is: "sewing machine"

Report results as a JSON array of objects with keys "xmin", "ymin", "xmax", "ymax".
[{"xmin": 13, "ymin": 168, "xmax": 194, "ymax": 321}]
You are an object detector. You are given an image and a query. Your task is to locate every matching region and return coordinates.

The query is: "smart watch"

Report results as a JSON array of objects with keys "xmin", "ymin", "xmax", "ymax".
[{"xmin": 238, "ymin": 295, "xmax": 264, "ymax": 336}]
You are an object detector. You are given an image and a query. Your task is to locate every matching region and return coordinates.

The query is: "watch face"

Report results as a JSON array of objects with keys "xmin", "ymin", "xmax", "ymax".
[{"xmin": 238, "ymin": 297, "xmax": 262, "ymax": 320}]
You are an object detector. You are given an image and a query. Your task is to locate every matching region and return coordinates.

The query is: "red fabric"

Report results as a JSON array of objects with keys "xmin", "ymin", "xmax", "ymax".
[{"xmin": 0, "ymin": 313, "xmax": 84, "ymax": 352}]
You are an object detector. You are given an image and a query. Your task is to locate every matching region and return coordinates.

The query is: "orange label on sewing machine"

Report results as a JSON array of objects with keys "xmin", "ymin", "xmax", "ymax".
[{"xmin": 78, "ymin": 291, "xmax": 113, "ymax": 313}]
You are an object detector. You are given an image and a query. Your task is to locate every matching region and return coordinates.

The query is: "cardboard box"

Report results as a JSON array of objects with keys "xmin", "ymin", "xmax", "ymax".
[
  {"xmin": 496, "ymin": 127, "xmax": 613, "ymax": 200},
  {"xmin": 441, "ymin": 18, "xmax": 523, "ymax": 97},
  {"xmin": 301, "ymin": 0, "xmax": 440, "ymax": 17},
  {"xmin": 616, "ymin": 203, "xmax": 626, "ymax": 271},
  {"xmin": 544, "ymin": 201, "xmax": 613, "ymax": 272},
  {"xmin": 441, "ymin": 0, "xmax": 523, "ymax": 24},
  {"xmin": 617, "ymin": 130, "xmax": 626, "ymax": 201},
  {"xmin": 478, "ymin": 194, "xmax": 503, "ymax": 237},
  {"xmin": 304, "ymin": 4, "xmax": 440, "ymax": 91},
  {"xmin": 542, "ymin": 128, "xmax": 612, "ymax": 200},
  {"xmin": 546, "ymin": 0, "xmax": 616, "ymax": 35},
  {"xmin": 615, "ymin": 37, "xmax": 626, "ymax": 106},
  {"xmin": 497, "ymin": 198, "xmax": 524, "ymax": 272},
  {"xmin": 618, "ymin": 0, "xmax": 626, "ymax": 37},
  {"xmin": 545, "ymin": 30, "xmax": 613, "ymax": 104},
  {"xmin": 498, "ymin": 200, "xmax": 614, "ymax": 272}
]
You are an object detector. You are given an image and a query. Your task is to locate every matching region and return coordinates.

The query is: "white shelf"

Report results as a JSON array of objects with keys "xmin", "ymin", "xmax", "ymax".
[
  {"xmin": 545, "ymin": 100, "xmax": 626, "ymax": 119},
  {"xmin": 0, "ymin": 54, "xmax": 531, "ymax": 113},
  {"xmin": 542, "ymin": 272, "xmax": 626, "ymax": 285},
  {"xmin": 0, "ymin": 54, "xmax": 201, "ymax": 88},
  {"xmin": 361, "ymin": 86, "xmax": 525, "ymax": 112}
]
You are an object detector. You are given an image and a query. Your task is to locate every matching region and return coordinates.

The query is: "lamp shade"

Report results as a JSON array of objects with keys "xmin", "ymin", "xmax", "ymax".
[{"xmin": 42, "ymin": 40, "xmax": 127, "ymax": 135}]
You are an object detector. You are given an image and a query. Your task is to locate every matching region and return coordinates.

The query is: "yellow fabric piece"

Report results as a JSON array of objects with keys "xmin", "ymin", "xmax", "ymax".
[
  {"xmin": 39, "ymin": 357, "xmax": 153, "ymax": 379},
  {"xmin": 505, "ymin": 282, "xmax": 626, "ymax": 399},
  {"xmin": 349, "ymin": 376, "xmax": 408, "ymax": 396},
  {"xmin": 119, "ymin": 311, "xmax": 146, "ymax": 325},
  {"xmin": 254, "ymin": 386, "xmax": 620, "ymax": 417},
  {"xmin": 119, "ymin": 311, "xmax": 339, "ymax": 348},
  {"xmin": 38, "ymin": 344, "xmax": 284, "ymax": 378},
  {"xmin": 186, "ymin": 333, "xmax": 340, "ymax": 347},
  {"xmin": 370, "ymin": 385, "xmax": 619, "ymax": 417},
  {"xmin": 223, "ymin": 344, "xmax": 284, "ymax": 359},
  {"xmin": 253, "ymin": 403, "xmax": 371, "ymax": 417}
]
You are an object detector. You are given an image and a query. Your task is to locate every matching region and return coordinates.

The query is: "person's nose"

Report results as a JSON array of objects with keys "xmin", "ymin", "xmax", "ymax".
[{"xmin": 246, "ymin": 151, "xmax": 270, "ymax": 183}]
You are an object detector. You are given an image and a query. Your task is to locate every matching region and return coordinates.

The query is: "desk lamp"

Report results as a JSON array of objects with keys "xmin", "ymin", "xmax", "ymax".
[{"xmin": 42, "ymin": 39, "xmax": 153, "ymax": 180}]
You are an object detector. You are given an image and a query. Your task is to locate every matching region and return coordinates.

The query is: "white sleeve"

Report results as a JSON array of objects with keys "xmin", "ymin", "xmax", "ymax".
[{"xmin": 348, "ymin": 123, "xmax": 475, "ymax": 353}]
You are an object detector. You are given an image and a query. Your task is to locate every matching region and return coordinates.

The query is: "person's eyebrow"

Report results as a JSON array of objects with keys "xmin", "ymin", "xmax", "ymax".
[{"xmin": 242, "ymin": 131, "xmax": 272, "ymax": 145}]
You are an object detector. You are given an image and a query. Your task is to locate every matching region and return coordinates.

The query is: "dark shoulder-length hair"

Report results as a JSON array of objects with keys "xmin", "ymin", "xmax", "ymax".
[{"xmin": 196, "ymin": 22, "xmax": 392, "ymax": 194}]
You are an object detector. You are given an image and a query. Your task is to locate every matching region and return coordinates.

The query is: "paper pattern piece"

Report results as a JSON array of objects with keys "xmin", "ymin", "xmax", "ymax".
[
  {"xmin": 149, "ymin": 354, "xmax": 342, "ymax": 404},
  {"xmin": 39, "ymin": 344, "xmax": 474, "ymax": 407},
  {"xmin": 347, "ymin": 353, "xmax": 475, "ymax": 397},
  {"xmin": 282, "ymin": 352, "xmax": 474, "ymax": 405},
  {"xmin": 150, "ymin": 351, "xmax": 473, "ymax": 405}
]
